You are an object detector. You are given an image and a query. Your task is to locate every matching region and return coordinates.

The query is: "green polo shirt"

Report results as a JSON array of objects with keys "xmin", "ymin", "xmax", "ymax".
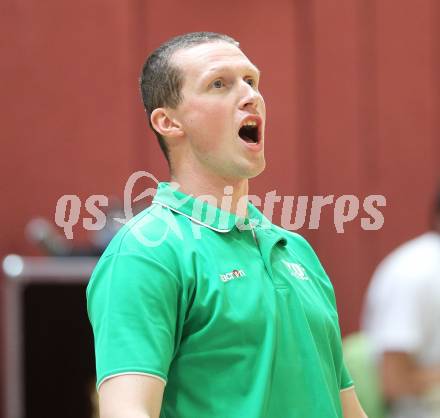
[{"xmin": 87, "ymin": 182, "xmax": 353, "ymax": 418}]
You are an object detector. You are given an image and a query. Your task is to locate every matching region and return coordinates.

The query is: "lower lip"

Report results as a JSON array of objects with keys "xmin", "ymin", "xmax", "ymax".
[{"xmin": 238, "ymin": 137, "xmax": 263, "ymax": 152}]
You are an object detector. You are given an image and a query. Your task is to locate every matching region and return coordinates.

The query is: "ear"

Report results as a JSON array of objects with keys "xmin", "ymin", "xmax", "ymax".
[{"xmin": 150, "ymin": 108, "xmax": 184, "ymax": 139}]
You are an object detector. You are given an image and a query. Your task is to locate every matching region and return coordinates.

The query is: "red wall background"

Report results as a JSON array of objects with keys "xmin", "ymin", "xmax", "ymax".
[{"xmin": 1, "ymin": 0, "xmax": 439, "ymax": 416}]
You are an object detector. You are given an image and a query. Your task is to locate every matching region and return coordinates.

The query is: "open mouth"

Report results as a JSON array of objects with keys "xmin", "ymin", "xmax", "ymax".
[{"xmin": 238, "ymin": 121, "xmax": 259, "ymax": 144}]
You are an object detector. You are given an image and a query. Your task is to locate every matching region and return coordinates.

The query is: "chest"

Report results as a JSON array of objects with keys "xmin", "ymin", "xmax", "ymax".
[{"xmin": 180, "ymin": 231, "xmax": 339, "ymax": 347}]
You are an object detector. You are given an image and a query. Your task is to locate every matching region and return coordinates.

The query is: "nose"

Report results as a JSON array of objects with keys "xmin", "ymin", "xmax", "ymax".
[{"xmin": 238, "ymin": 80, "xmax": 262, "ymax": 111}]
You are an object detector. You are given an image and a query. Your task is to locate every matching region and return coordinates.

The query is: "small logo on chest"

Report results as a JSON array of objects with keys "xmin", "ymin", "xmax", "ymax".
[
  {"xmin": 220, "ymin": 269, "xmax": 246, "ymax": 283},
  {"xmin": 282, "ymin": 260, "xmax": 309, "ymax": 281}
]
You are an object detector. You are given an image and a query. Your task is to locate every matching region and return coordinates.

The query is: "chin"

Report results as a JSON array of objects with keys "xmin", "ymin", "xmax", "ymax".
[{"xmin": 242, "ymin": 159, "xmax": 266, "ymax": 180}]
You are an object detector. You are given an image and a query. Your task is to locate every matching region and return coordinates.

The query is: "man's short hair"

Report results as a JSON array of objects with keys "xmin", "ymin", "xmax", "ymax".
[{"xmin": 139, "ymin": 32, "xmax": 239, "ymax": 166}]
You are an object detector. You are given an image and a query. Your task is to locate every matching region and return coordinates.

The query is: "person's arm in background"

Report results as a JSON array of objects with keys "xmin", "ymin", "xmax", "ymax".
[
  {"xmin": 381, "ymin": 352, "xmax": 440, "ymax": 400},
  {"xmin": 340, "ymin": 387, "xmax": 368, "ymax": 418},
  {"xmin": 98, "ymin": 375, "xmax": 165, "ymax": 418}
]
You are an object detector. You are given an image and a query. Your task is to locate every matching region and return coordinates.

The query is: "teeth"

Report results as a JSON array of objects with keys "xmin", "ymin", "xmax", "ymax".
[{"xmin": 242, "ymin": 120, "xmax": 257, "ymax": 127}]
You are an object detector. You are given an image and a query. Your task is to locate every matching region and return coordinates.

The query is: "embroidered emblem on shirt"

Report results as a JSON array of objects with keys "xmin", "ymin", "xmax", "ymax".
[
  {"xmin": 220, "ymin": 269, "xmax": 246, "ymax": 283},
  {"xmin": 282, "ymin": 261, "xmax": 309, "ymax": 281}
]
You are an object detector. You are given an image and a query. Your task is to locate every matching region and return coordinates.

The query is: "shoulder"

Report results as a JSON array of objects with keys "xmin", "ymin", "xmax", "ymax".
[
  {"xmin": 372, "ymin": 232, "xmax": 440, "ymax": 286},
  {"xmin": 363, "ymin": 233, "xmax": 440, "ymax": 323},
  {"xmin": 87, "ymin": 203, "xmax": 188, "ymax": 295},
  {"xmin": 104, "ymin": 203, "xmax": 184, "ymax": 255}
]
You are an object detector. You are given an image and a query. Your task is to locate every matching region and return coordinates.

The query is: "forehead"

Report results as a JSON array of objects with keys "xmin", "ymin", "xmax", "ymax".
[{"xmin": 171, "ymin": 42, "xmax": 259, "ymax": 81}]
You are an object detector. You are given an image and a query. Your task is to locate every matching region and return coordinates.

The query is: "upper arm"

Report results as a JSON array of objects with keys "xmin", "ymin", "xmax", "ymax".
[
  {"xmin": 381, "ymin": 351, "xmax": 415, "ymax": 399},
  {"xmin": 381, "ymin": 351, "xmax": 440, "ymax": 400},
  {"xmin": 87, "ymin": 250, "xmax": 186, "ymax": 389},
  {"xmin": 98, "ymin": 374, "xmax": 165, "ymax": 418},
  {"xmin": 340, "ymin": 387, "xmax": 368, "ymax": 418}
]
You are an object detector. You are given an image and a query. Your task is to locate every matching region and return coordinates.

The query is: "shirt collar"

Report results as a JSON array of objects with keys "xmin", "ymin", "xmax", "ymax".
[{"xmin": 152, "ymin": 182, "xmax": 273, "ymax": 233}]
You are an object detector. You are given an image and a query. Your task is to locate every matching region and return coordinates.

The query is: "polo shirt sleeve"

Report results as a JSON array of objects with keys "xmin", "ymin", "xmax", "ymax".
[
  {"xmin": 86, "ymin": 251, "xmax": 186, "ymax": 388},
  {"xmin": 340, "ymin": 361, "xmax": 354, "ymax": 390}
]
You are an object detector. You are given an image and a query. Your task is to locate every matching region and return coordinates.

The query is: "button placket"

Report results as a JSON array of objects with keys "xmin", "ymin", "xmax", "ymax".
[{"xmin": 254, "ymin": 228, "xmax": 287, "ymax": 285}]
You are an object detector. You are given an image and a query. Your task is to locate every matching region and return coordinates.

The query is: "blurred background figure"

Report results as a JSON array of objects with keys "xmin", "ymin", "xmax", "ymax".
[
  {"xmin": 362, "ymin": 185, "xmax": 440, "ymax": 418},
  {"xmin": 24, "ymin": 197, "xmax": 125, "ymax": 256}
]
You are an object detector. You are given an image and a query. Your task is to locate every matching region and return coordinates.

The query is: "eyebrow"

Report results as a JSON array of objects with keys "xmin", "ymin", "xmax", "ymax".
[{"xmin": 205, "ymin": 64, "xmax": 261, "ymax": 77}]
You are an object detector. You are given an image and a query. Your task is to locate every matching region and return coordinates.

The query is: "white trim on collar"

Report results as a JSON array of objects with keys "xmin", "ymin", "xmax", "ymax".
[{"xmin": 152, "ymin": 201, "xmax": 233, "ymax": 233}]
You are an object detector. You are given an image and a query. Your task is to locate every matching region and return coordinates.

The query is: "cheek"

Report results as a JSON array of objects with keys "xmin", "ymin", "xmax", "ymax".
[
  {"xmin": 259, "ymin": 95, "xmax": 267, "ymax": 118},
  {"xmin": 183, "ymin": 102, "xmax": 232, "ymax": 152}
]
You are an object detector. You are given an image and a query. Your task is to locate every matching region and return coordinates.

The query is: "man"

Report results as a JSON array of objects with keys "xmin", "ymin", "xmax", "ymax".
[
  {"xmin": 362, "ymin": 187, "xmax": 440, "ymax": 418},
  {"xmin": 87, "ymin": 32, "xmax": 366, "ymax": 418}
]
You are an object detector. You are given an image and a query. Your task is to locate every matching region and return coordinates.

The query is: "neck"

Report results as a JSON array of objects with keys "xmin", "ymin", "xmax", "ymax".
[{"xmin": 170, "ymin": 170, "xmax": 249, "ymax": 218}]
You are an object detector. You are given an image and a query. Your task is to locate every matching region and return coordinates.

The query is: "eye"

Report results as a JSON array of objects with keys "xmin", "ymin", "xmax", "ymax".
[
  {"xmin": 212, "ymin": 79, "xmax": 224, "ymax": 89},
  {"xmin": 245, "ymin": 78, "xmax": 257, "ymax": 88}
]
